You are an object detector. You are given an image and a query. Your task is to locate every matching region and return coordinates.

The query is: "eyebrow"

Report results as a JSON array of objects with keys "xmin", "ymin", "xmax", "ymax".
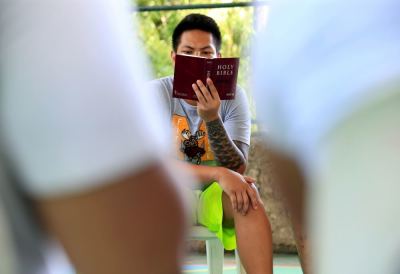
[{"xmin": 181, "ymin": 45, "xmax": 213, "ymax": 50}]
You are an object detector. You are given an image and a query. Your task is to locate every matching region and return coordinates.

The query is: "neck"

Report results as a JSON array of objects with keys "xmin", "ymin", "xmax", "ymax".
[{"xmin": 184, "ymin": 99, "xmax": 197, "ymax": 106}]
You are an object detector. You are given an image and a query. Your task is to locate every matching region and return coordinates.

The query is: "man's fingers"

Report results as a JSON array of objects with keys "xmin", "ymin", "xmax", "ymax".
[
  {"xmin": 241, "ymin": 191, "xmax": 249, "ymax": 215},
  {"xmin": 206, "ymin": 78, "xmax": 220, "ymax": 100},
  {"xmin": 236, "ymin": 192, "xmax": 243, "ymax": 212},
  {"xmin": 247, "ymin": 185, "xmax": 259, "ymax": 210},
  {"xmin": 230, "ymin": 194, "xmax": 237, "ymax": 212},
  {"xmin": 244, "ymin": 175, "xmax": 256, "ymax": 184},
  {"xmin": 196, "ymin": 80, "xmax": 213, "ymax": 102},
  {"xmin": 192, "ymin": 83, "xmax": 207, "ymax": 105}
]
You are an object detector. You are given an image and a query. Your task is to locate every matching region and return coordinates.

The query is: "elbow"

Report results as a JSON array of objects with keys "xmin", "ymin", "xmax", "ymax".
[{"xmin": 235, "ymin": 163, "xmax": 247, "ymax": 175}]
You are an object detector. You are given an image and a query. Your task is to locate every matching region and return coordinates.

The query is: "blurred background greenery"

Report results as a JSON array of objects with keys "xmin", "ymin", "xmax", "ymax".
[{"xmin": 133, "ymin": 1, "xmax": 267, "ymax": 122}]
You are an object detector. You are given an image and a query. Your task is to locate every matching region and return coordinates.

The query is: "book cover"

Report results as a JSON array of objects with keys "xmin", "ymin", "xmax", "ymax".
[{"xmin": 172, "ymin": 54, "xmax": 240, "ymax": 100}]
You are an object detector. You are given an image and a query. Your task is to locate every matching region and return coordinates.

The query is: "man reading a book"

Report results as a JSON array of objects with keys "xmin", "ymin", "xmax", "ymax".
[{"xmin": 149, "ymin": 13, "xmax": 273, "ymax": 274}]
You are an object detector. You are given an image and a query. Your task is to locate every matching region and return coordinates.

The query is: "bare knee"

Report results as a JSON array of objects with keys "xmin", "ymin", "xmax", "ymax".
[{"xmin": 222, "ymin": 192, "xmax": 271, "ymax": 231}]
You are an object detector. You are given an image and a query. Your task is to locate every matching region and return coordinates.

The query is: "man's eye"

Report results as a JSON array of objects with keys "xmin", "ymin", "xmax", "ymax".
[
  {"xmin": 202, "ymin": 52, "xmax": 214, "ymax": 57},
  {"xmin": 182, "ymin": 51, "xmax": 193, "ymax": 55}
]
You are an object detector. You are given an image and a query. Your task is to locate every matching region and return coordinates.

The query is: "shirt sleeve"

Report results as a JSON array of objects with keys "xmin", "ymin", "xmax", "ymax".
[
  {"xmin": 0, "ymin": 1, "xmax": 170, "ymax": 197},
  {"xmin": 221, "ymin": 86, "xmax": 251, "ymax": 145},
  {"xmin": 147, "ymin": 78, "xmax": 174, "ymax": 120}
]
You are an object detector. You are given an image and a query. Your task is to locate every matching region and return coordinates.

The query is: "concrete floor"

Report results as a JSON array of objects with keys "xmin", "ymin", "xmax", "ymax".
[{"xmin": 183, "ymin": 252, "xmax": 303, "ymax": 274}]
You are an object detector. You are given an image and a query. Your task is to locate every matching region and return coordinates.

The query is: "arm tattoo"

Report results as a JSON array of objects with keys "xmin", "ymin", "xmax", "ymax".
[{"xmin": 205, "ymin": 118, "xmax": 246, "ymax": 171}]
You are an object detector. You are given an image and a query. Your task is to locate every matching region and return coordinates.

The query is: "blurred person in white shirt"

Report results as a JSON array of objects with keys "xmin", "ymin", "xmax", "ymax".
[
  {"xmin": 252, "ymin": 0, "xmax": 400, "ymax": 273},
  {"xmin": 0, "ymin": 1, "xmax": 189, "ymax": 274}
]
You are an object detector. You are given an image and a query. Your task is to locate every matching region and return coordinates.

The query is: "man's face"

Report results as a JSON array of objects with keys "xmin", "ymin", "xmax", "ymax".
[{"xmin": 171, "ymin": 29, "xmax": 220, "ymax": 63}]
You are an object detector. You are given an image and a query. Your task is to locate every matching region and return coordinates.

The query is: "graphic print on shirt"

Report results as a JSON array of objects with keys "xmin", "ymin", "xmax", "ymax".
[
  {"xmin": 172, "ymin": 114, "xmax": 216, "ymax": 165},
  {"xmin": 181, "ymin": 129, "xmax": 205, "ymax": 164}
]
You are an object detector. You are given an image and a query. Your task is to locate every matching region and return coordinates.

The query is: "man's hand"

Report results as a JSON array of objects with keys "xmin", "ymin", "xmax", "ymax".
[
  {"xmin": 243, "ymin": 175, "xmax": 265, "ymax": 206},
  {"xmin": 192, "ymin": 78, "xmax": 221, "ymax": 122},
  {"xmin": 214, "ymin": 167, "xmax": 261, "ymax": 215}
]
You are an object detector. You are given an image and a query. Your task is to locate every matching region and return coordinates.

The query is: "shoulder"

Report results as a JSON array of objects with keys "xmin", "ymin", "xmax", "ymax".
[
  {"xmin": 219, "ymin": 85, "xmax": 251, "ymax": 125},
  {"xmin": 235, "ymin": 85, "xmax": 248, "ymax": 102},
  {"xmin": 148, "ymin": 76, "xmax": 173, "ymax": 94},
  {"xmin": 221, "ymin": 85, "xmax": 249, "ymax": 109},
  {"xmin": 147, "ymin": 76, "xmax": 176, "ymax": 115}
]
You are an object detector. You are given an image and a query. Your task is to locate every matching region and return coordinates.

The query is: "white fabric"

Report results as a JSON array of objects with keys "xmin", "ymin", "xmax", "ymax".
[
  {"xmin": 310, "ymin": 91, "xmax": 400, "ymax": 274},
  {"xmin": 252, "ymin": 1, "xmax": 400, "ymax": 274},
  {"xmin": 0, "ymin": 0, "xmax": 169, "ymax": 197},
  {"xmin": 252, "ymin": 0, "xmax": 400, "ymax": 173},
  {"xmin": 0, "ymin": 1, "xmax": 170, "ymax": 273},
  {"xmin": 0, "ymin": 200, "xmax": 16, "ymax": 274}
]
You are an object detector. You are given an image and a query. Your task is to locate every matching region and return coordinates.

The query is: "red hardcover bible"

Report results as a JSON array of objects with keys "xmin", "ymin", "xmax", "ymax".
[{"xmin": 172, "ymin": 54, "xmax": 240, "ymax": 100}]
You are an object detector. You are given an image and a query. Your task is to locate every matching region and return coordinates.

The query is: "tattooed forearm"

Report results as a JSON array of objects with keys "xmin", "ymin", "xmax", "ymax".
[{"xmin": 205, "ymin": 118, "xmax": 246, "ymax": 171}]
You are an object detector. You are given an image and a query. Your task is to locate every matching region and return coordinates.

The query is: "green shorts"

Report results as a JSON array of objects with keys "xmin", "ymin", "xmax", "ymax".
[{"xmin": 191, "ymin": 182, "xmax": 236, "ymax": 250}]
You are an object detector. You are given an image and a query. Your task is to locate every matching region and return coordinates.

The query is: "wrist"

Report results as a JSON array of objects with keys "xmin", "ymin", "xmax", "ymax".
[
  {"xmin": 212, "ymin": 166, "xmax": 225, "ymax": 182},
  {"xmin": 204, "ymin": 115, "xmax": 221, "ymax": 124}
]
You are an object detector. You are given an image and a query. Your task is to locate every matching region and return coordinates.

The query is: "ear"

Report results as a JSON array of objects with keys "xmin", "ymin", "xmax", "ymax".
[
  {"xmin": 171, "ymin": 51, "xmax": 177, "ymax": 65},
  {"xmin": 216, "ymin": 52, "xmax": 222, "ymax": 58}
]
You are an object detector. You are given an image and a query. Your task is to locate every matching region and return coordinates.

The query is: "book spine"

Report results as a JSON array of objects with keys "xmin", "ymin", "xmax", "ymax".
[{"xmin": 205, "ymin": 59, "xmax": 212, "ymax": 89}]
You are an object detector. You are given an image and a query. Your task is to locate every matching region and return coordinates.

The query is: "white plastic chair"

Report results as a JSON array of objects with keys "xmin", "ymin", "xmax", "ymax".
[{"xmin": 190, "ymin": 225, "xmax": 246, "ymax": 274}]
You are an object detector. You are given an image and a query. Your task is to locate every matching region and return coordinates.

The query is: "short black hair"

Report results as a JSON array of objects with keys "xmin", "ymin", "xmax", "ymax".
[{"xmin": 172, "ymin": 13, "xmax": 222, "ymax": 52}]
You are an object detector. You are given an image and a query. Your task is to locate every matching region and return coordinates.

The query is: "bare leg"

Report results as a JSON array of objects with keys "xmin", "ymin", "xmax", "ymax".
[
  {"xmin": 222, "ymin": 192, "xmax": 273, "ymax": 274},
  {"xmin": 36, "ymin": 163, "xmax": 186, "ymax": 274},
  {"xmin": 267, "ymin": 148, "xmax": 311, "ymax": 274}
]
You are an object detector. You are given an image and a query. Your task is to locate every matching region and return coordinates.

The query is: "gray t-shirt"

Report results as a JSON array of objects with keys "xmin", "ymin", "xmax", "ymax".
[{"xmin": 149, "ymin": 76, "xmax": 251, "ymax": 146}]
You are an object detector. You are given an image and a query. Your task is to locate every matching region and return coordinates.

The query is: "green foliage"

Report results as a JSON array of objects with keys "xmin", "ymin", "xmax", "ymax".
[{"xmin": 134, "ymin": 1, "xmax": 256, "ymax": 118}]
